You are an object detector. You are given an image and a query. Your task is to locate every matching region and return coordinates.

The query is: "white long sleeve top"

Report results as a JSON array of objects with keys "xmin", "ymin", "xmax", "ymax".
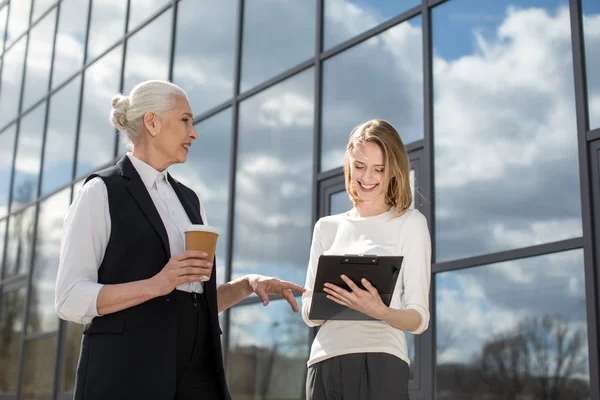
[
  {"xmin": 55, "ymin": 154, "xmax": 207, "ymax": 325},
  {"xmin": 301, "ymin": 207, "xmax": 431, "ymax": 367}
]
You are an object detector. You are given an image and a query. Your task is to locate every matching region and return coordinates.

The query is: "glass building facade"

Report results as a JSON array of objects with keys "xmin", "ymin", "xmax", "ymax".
[{"xmin": 0, "ymin": 0, "xmax": 599, "ymax": 399}]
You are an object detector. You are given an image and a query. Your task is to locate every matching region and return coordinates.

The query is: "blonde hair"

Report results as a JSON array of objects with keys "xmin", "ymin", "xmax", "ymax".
[
  {"xmin": 343, "ymin": 119, "xmax": 412, "ymax": 215},
  {"xmin": 109, "ymin": 80, "xmax": 188, "ymax": 148}
]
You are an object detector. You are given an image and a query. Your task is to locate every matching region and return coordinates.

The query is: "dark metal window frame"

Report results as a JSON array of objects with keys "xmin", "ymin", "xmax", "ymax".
[{"xmin": 0, "ymin": 0, "xmax": 597, "ymax": 399}]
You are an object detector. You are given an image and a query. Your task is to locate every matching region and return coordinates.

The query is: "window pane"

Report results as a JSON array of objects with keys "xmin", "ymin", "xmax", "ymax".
[
  {"xmin": 436, "ymin": 250, "xmax": 590, "ymax": 398},
  {"xmin": 330, "ymin": 190, "xmax": 352, "ymax": 215},
  {"xmin": 170, "ymin": 109, "xmax": 233, "ymax": 287},
  {"xmin": 433, "ymin": 0, "xmax": 581, "ymax": 262},
  {"xmin": 11, "ymin": 103, "xmax": 46, "ymax": 210},
  {"xmin": 324, "ymin": 0, "xmax": 419, "ymax": 50},
  {"xmin": 3, "ymin": 205, "xmax": 36, "ymax": 278},
  {"xmin": 321, "ymin": 17, "xmax": 423, "ymax": 172},
  {"xmin": 241, "ymin": 0, "xmax": 315, "ymax": 92},
  {"xmin": 128, "ymin": 0, "xmax": 170, "ymax": 32},
  {"xmin": 60, "ymin": 321, "xmax": 83, "ymax": 392},
  {"xmin": 227, "ymin": 299, "xmax": 309, "ymax": 399},
  {"xmin": 232, "ymin": 70, "xmax": 314, "ymax": 285},
  {"xmin": 0, "ymin": 287, "xmax": 27, "ymax": 394},
  {"xmin": 0, "ymin": 6, "xmax": 8, "ymax": 55},
  {"xmin": 0, "ymin": 219, "xmax": 6, "ymax": 276},
  {"xmin": 0, "ymin": 37, "xmax": 27, "ymax": 128},
  {"xmin": 22, "ymin": 9, "xmax": 56, "ymax": 110},
  {"xmin": 0, "ymin": 125, "xmax": 17, "ymax": 218},
  {"xmin": 41, "ymin": 76, "xmax": 80, "ymax": 196},
  {"xmin": 27, "ymin": 188, "xmax": 70, "ymax": 335},
  {"xmin": 172, "ymin": 0, "xmax": 236, "ymax": 115},
  {"xmin": 52, "ymin": 0, "xmax": 88, "ymax": 88},
  {"xmin": 583, "ymin": 0, "xmax": 600, "ymax": 129},
  {"xmin": 32, "ymin": 0, "xmax": 55, "ymax": 22},
  {"xmin": 19, "ymin": 335, "xmax": 57, "ymax": 400},
  {"xmin": 6, "ymin": 0, "xmax": 31, "ymax": 46},
  {"xmin": 86, "ymin": 0, "xmax": 126, "ymax": 62},
  {"xmin": 118, "ymin": 9, "xmax": 172, "ymax": 156},
  {"xmin": 76, "ymin": 45, "xmax": 122, "ymax": 178}
]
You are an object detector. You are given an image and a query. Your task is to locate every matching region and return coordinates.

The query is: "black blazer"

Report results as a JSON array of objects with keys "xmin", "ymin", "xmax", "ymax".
[{"xmin": 73, "ymin": 155, "xmax": 229, "ymax": 400}]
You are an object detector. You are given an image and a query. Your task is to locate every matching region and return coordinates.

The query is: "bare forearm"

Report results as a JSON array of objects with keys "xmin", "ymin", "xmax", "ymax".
[
  {"xmin": 217, "ymin": 276, "xmax": 252, "ymax": 313},
  {"xmin": 380, "ymin": 308, "xmax": 422, "ymax": 332},
  {"xmin": 96, "ymin": 279, "xmax": 159, "ymax": 316}
]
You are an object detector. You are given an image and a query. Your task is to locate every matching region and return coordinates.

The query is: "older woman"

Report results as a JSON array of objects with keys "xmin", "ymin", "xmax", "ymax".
[{"xmin": 55, "ymin": 80, "xmax": 304, "ymax": 400}]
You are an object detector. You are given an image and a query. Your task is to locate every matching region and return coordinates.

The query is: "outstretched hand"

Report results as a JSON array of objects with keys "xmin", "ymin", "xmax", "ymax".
[
  {"xmin": 323, "ymin": 275, "xmax": 388, "ymax": 320},
  {"xmin": 246, "ymin": 274, "xmax": 306, "ymax": 312}
]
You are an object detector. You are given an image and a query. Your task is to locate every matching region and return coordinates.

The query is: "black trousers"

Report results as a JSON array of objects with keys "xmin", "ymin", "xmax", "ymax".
[
  {"xmin": 174, "ymin": 290, "xmax": 221, "ymax": 400},
  {"xmin": 306, "ymin": 353, "xmax": 410, "ymax": 400}
]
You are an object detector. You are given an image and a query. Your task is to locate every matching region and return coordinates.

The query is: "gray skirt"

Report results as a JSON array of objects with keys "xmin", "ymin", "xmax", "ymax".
[{"xmin": 306, "ymin": 352, "xmax": 410, "ymax": 400}]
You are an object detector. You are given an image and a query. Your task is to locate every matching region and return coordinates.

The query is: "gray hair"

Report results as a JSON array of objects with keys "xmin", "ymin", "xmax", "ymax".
[{"xmin": 109, "ymin": 80, "xmax": 188, "ymax": 147}]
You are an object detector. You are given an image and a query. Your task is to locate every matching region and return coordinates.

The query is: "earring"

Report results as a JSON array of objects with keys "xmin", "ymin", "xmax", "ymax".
[{"xmin": 152, "ymin": 132, "xmax": 156, "ymax": 136}]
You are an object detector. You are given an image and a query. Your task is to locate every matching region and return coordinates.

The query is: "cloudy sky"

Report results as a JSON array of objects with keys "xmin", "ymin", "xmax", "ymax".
[{"xmin": 0, "ymin": 0, "xmax": 598, "ymax": 388}]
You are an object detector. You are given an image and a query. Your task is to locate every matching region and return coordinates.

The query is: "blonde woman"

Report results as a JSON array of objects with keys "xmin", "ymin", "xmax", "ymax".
[{"xmin": 302, "ymin": 119, "xmax": 432, "ymax": 400}]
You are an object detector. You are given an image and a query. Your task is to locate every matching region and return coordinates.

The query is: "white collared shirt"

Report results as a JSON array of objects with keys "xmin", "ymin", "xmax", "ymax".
[{"xmin": 55, "ymin": 154, "xmax": 207, "ymax": 325}]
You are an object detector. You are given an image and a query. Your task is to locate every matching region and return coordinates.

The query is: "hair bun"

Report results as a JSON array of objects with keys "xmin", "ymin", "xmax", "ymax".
[{"xmin": 110, "ymin": 94, "xmax": 130, "ymax": 132}]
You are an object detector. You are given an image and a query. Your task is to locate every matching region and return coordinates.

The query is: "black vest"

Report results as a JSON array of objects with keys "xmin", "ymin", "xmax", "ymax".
[{"xmin": 73, "ymin": 155, "xmax": 230, "ymax": 400}]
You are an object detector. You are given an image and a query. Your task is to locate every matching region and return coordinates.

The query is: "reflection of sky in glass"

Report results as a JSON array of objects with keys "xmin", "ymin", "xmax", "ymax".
[
  {"xmin": 86, "ymin": 0, "xmax": 126, "ymax": 62},
  {"xmin": 170, "ymin": 109, "xmax": 233, "ymax": 287},
  {"xmin": 0, "ymin": 6, "xmax": 8, "ymax": 55},
  {"xmin": 32, "ymin": 0, "xmax": 56, "ymax": 22},
  {"xmin": 324, "ymin": 0, "xmax": 419, "ymax": 50},
  {"xmin": 4, "ymin": 205, "xmax": 37, "ymax": 278},
  {"xmin": 583, "ymin": 0, "xmax": 600, "ymax": 129},
  {"xmin": 436, "ymin": 250, "xmax": 589, "ymax": 397},
  {"xmin": 433, "ymin": 0, "xmax": 581, "ymax": 262},
  {"xmin": 241, "ymin": 0, "xmax": 315, "ymax": 92},
  {"xmin": 19, "ymin": 335, "xmax": 58, "ymax": 398},
  {"xmin": 330, "ymin": 190, "xmax": 352, "ymax": 215},
  {"xmin": 76, "ymin": 45, "xmax": 122, "ymax": 178},
  {"xmin": 228, "ymin": 298, "xmax": 308, "ymax": 399},
  {"xmin": 41, "ymin": 77, "xmax": 80, "ymax": 196},
  {"xmin": 128, "ymin": 0, "xmax": 171, "ymax": 32},
  {"xmin": 28, "ymin": 187, "xmax": 71, "ymax": 335},
  {"xmin": 0, "ymin": 37, "xmax": 27, "ymax": 128},
  {"xmin": 52, "ymin": 0, "xmax": 88, "ymax": 88},
  {"xmin": 232, "ymin": 69, "xmax": 314, "ymax": 286},
  {"xmin": 0, "ymin": 287, "xmax": 27, "ymax": 394},
  {"xmin": 172, "ymin": 0, "xmax": 236, "ymax": 116},
  {"xmin": 22, "ymin": 8, "xmax": 56, "ymax": 110},
  {"xmin": 5, "ymin": 0, "xmax": 31, "ymax": 47},
  {"xmin": 0, "ymin": 126, "xmax": 17, "ymax": 218},
  {"xmin": 321, "ymin": 16, "xmax": 423, "ymax": 172},
  {"xmin": 12, "ymin": 103, "xmax": 46, "ymax": 210}
]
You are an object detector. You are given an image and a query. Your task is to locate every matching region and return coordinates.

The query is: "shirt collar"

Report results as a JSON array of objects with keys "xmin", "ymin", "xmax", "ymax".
[{"xmin": 126, "ymin": 153, "xmax": 169, "ymax": 190}]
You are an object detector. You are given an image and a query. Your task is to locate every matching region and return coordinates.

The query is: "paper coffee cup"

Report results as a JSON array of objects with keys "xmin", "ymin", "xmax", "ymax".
[{"xmin": 185, "ymin": 225, "xmax": 219, "ymax": 264}]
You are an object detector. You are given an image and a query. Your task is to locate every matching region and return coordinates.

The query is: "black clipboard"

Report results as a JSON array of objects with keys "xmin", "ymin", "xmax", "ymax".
[{"xmin": 308, "ymin": 255, "xmax": 403, "ymax": 321}]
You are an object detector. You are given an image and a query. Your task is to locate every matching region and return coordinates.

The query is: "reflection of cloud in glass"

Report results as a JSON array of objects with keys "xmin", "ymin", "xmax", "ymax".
[
  {"xmin": 0, "ymin": 125, "xmax": 17, "ymax": 218},
  {"xmin": 323, "ymin": 0, "xmax": 419, "ymax": 50},
  {"xmin": 41, "ymin": 77, "xmax": 80, "ymax": 196},
  {"xmin": 52, "ymin": 0, "xmax": 88, "ymax": 88},
  {"xmin": 241, "ymin": 0, "xmax": 315, "ymax": 92},
  {"xmin": 232, "ymin": 69, "xmax": 314, "ymax": 286},
  {"xmin": 5, "ymin": 0, "xmax": 31, "ymax": 46},
  {"xmin": 86, "ymin": 0, "xmax": 126, "ymax": 62},
  {"xmin": 76, "ymin": 46, "xmax": 122, "ymax": 178},
  {"xmin": 228, "ymin": 299, "xmax": 309, "ymax": 399},
  {"xmin": 172, "ymin": 0, "xmax": 236, "ymax": 115},
  {"xmin": 28, "ymin": 187, "xmax": 71, "ymax": 335},
  {"xmin": 22, "ymin": 9, "xmax": 56, "ymax": 110},
  {"xmin": 0, "ymin": 37, "xmax": 27, "ymax": 128},
  {"xmin": 436, "ymin": 250, "xmax": 589, "ymax": 396},
  {"xmin": 12, "ymin": 103, "xmax": 46, "ymax": 210},
  {"xmin": 32, "ymin": 0, "xmax": 56, "ymax": 22},
  {"xmin": 433, "ymin": 2, "xmax": 581, "ymax": 262},
  {"xmin": 0, "ymin": 6, "xmax": 8, "ymax": 55},
  {"xmin": 170, "ymin": 109, "xmax": 233, "ymax": 286},
  {"xmin": 128, "ymin": 0, "xmax": 170, "ymax": 32},
  {"xmin": 321, "ymin": 16, "xmax": 423, "ymax": 172},
  {"xmin": 583, "ymin": 0, "xmax": 600, "ymax": 129}
]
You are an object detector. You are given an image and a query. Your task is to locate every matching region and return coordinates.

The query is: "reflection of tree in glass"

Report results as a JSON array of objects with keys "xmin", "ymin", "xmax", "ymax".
[
  {"xmin": 61, "ymin": 322, "xmax": 84, "ymax": 392},
  {"xmin": 438, "ymin": 315, "xmax": 590, "ymax": 399},
  {"xmin": 0, "ymin": 290, "xmax": 26, "ymax": 393},
  {"xmin": 6, "ymin": 181, "xmax": 36, "ymax": 278},
  {"xmin": 228, "ymin": 314, "xmax": 309, "ymax": 400}
]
